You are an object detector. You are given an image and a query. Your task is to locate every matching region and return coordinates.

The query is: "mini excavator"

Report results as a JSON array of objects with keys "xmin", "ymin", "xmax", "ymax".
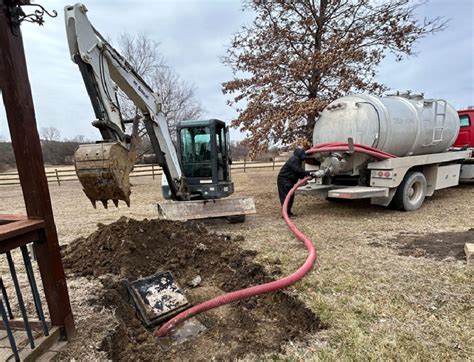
[{"xmin": 65, "ymin": 3, "xmax": 255, "ymax": 221}]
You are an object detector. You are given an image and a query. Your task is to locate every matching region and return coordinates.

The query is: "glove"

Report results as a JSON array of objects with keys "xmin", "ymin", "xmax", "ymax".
[{"xmin": 310, "ymin": 170, "xmax": 324, "ymax": 178}]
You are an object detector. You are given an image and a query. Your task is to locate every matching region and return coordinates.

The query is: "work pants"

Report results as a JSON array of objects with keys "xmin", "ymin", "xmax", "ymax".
[{"xmin": 277, "ymin": 177, "xmax": 295, "ymax": 213}]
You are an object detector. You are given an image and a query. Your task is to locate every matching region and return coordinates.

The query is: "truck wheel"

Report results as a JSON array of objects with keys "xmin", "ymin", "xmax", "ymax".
[{"xmin": 392, "ymin": 172, "xmax": 427, "ymax": 211}]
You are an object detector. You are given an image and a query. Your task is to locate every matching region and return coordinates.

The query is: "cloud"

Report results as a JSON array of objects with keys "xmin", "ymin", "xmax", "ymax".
[
  {"xmin": 1, "ymin": 0, "xmax": 472, "ymax": 143},
  {"xmin": 378, "ymin": 0, "xmax": 474, "ymax": 109},
  {"xmin": 1, "ymin": 0, "xmax": 251, "ymax": 141}
]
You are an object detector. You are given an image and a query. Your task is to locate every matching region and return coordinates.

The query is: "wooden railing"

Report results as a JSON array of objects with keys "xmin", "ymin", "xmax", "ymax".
[
  {"xmin": 0, "ymin": 160, "xmax": 286, "ymax": 186},
  {"xmin": 0, "ymin": 215, "xmax": 68, "ymax": 360}
]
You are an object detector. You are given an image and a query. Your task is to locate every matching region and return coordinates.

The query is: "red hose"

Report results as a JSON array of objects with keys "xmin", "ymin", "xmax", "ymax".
[
  {"xmin": 312, "ymin": 145, "xmax": 396, "ymax": 159},
  {"xmin": 154, "ymin": 176, "xmax": 315, "ymax": 337},
  {"xmin": 154, "ymin": 143, "xmax": 394, "ymax": 338},
  {"xmin": 307, "ymin": 144, "xmax": 397, "ymax": 160}
]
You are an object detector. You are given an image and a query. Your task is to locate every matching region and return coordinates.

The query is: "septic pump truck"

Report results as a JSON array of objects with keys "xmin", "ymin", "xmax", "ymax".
[{"xmin": 298, "ymin": 93, "xmax": 474, "ymax": 211}]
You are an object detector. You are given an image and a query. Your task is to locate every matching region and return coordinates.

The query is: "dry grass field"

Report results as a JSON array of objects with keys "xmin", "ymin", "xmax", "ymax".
[{"xmin": 0, "ymin": 169, "xmax": 473, "ymax": 360}]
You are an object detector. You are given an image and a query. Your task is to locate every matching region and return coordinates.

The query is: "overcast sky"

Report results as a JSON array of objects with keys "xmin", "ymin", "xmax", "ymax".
[{"xmin": 0, "ymin": 0, "xmax": 473, "ymax": 142}]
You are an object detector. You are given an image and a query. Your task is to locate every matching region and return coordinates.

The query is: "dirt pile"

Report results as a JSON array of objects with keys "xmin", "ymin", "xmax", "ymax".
[{"xmin": 61, "ymin": 217, "xmax": 322, "ymax": 360}]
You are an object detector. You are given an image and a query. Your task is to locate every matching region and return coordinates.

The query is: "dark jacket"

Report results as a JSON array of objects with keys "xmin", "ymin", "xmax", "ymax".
[{"xmin": 277, "ymin": 149, "xmax": 311, "ymax": 185}]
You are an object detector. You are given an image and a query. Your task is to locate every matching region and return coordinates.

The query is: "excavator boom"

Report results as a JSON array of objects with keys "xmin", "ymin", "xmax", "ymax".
[
  {"xmin": 65, "ymin": 3, "xmax": 256, "ymax": 221},
  {"xmin": 65, "ymin": 3, "xmax": 187, "ymax": 207}
]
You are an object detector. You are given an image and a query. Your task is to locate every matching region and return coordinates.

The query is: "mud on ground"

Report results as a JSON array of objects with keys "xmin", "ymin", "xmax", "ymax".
[
  {"xmin": 370, "ymin": 228, "xmax": 474, "ymax": 261},
  {"xmin": 59, "ymin": 217, "xmax": 322, "ymax": 360}
]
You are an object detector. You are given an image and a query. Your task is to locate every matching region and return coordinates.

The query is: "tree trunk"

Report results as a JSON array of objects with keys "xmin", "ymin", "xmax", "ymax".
[{"xmin": 306, "ymin": 113, "xmax": 317, "ymax": 145}]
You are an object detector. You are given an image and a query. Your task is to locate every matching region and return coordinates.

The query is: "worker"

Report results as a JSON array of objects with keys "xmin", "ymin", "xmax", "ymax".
[{"xmin": 277, "ymin": 148, "xmax": 312, "ymax": 217}]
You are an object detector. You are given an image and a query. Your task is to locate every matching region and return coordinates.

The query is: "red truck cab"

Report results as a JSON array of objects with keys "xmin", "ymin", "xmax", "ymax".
[{"xmin": 454, "ymin": 108, "xmax": 474, "ymax": 148}]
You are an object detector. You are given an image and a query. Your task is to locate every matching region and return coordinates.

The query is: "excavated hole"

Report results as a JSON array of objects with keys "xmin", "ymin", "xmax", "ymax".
[{"xmin": 61, "ymin": 217, "xmax": 324, "ymax": 360}]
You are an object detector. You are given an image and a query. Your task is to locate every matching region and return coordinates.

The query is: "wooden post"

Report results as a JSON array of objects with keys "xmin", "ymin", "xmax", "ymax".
[
  {"xmin": 272, "ymin": 157, "xmax": 275, "ymax": 171},
  {"xmin": 152, "ymin": 164, "xmax": 155, "ymax": 179},
  {"xmin": 0, "ymin": 2, "xmax": 75, "ymax": 338},
  {"xmin": 55, "ymin": 169, "xmax": 60, "ymax": 186},
  {"xmin": 244, "ymin": 158, "xmax": 246, "ymax": 173}
]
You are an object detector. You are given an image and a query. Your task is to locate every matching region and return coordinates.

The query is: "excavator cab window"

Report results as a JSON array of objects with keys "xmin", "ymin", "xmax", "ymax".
[{"xmin": 180, "ymin": 127, "xmax": 212, "ymax": 178}]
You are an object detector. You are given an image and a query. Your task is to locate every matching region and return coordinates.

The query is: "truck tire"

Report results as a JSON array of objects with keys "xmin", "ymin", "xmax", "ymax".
[{"xmin": 391, "ymin": 171, "xmax": 427, "ymax": 211}]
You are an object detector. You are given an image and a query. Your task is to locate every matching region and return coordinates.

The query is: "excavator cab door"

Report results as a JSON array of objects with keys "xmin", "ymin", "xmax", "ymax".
[
  {"xmin": 215, "ymin": 122, "xmax": 231, "ymax": 183},
  {"xmin": 176, "ymin": 119, "xmax": 234, "ymax": 200}
]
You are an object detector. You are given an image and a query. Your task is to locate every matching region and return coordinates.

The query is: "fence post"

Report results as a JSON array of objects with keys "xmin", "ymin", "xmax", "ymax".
[
  {"xmin": 243, "ymin": 158, "xmax": 247, "ymax": 173},
  {"xmin": 55, "ymin": 169, "xmax": 60, "ymax": 186},
  {"xmin": 152, "ymin": 164, "xmax": 155, "ymax": 179},
  {"xmin": 272, "ymin": 157, "xmax": 275, "ymax": 171}
]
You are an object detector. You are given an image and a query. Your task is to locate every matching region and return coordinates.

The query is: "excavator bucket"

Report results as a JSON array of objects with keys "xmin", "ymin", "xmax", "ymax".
[{"xmin": 74, "ymin": 142, "xmax": 134, "ymax": 208}]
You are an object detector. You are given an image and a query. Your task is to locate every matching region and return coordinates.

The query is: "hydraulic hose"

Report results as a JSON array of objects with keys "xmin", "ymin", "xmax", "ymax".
[{"xmin": 154, "ymin": 143, "xmax": 395, "ymax": 338}]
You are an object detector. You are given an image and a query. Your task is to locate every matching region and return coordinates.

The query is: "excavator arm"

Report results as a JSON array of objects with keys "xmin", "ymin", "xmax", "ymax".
[{"xmin": 65, "ymin": 3, "xmax": 188, "ymax": 207}]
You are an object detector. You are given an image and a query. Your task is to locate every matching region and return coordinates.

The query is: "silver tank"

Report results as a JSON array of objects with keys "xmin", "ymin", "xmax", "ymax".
[{"xmin": 313, "ymin": 93, "xmax": 460, "ymax": 157}]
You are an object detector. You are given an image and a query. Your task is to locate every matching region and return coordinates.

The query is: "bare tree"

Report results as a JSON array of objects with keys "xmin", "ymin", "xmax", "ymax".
[
  {"xmin": 0, "ymin": 141, "xmax": 15, "ymax": 170},
  {"xmin": 223, "ymin": 0, "xmax": 447, "ymax": 156},
  {"xmin": 229, "ymin": 140, "xmax": 249, "ymax": 160},
  {"xmin": 40, "ymin": 127, "xmax": 63, "ymax": 164},
  {"xmin": 40, "ymin": 126, "xmax": 61, "ymax": 142},
  {"xmin": 38, "ymin": 130, "xmax": 93, "ymax": 165},
  {"xmin": 152, "ymin": 66, "xmax": 204, "ymax": 137},
  {"xmin": 116, "ymin": 33, "xmax": 204, "ymax": 141},
  {"xmin": 116, "ymin": 33, "xmax": 164, "ymax": 120},
  {"xmin": 71, "ymin": 134, "xmax": 90, "ymax": 144}
]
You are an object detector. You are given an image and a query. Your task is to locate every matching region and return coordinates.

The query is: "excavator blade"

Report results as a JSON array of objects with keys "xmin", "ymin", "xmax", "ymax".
[
  {"xmin": 157, "ymin": 196, "xmax": 256, "ymax": 221},
  {"xmin": 74, "ymin": 142, "xmax": 134, "ymax": 208}
]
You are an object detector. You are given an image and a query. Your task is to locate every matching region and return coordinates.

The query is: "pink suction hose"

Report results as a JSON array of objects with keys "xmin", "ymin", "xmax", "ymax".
[{"xmin": 155, "ymin": 143, "xmax": 394, "ymax": 338}]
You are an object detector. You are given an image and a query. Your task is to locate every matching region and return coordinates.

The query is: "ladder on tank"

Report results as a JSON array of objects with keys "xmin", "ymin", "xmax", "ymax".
[{"xmin": 432, "ymin": 99, "xmax": 447, "ymax": 144}]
